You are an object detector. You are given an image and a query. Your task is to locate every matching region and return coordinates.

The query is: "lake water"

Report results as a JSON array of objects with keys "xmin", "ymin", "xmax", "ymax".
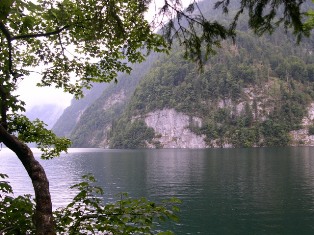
[{"xmin": 1, "ymin": 147, "xmax": 314, "ymax": 234}]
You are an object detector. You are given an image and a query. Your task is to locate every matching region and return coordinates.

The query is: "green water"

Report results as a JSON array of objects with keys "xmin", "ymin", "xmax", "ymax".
[{"xmin": 1, "ymin": 147, "xmax": 314, "ymax": 234}]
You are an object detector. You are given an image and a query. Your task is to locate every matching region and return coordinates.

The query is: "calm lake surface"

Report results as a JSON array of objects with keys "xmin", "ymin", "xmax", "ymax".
[{"xmin": 1, "ymin": 147, "xmax": 314, "ymax": 234}]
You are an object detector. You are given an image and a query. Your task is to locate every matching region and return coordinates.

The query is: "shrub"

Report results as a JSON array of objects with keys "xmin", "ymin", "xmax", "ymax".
[
  {"xmin": 0, "ymin": 174, "xmax": 180, "ymax": 235},
  {"xmin": 308, "ymin": 125, "xmax": 314, "ymax": 135}
]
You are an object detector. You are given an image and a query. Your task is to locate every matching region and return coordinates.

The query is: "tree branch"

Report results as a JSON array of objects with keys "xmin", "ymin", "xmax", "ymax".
[
  {"xmin": 0, "ymin": 21, "xmax": 12, "ymax": 40},
  {"xmin": 0, "ymin": 21, "xmax": 14, "ymax": 76},
  {"xmin": 163, "ymin": 2, "xmax": 204, "ymax": 27},
  {"xmin": 0, "ymin": 21, "xmax": 69, "ymax": 79},
  {"xmin": 0, "ymin": 83, "xmax": 9, "ymax": 130},
  {"xmin": 0, "ymin": 226, "xmax": 14, "ymax": 234},
  {"xmin": 0, "ymin": 124, "xmax": 56, "ymax": 234},
  {"xmin": 12, "ymin": 25, "xmax": 69, "ymax": 40}
]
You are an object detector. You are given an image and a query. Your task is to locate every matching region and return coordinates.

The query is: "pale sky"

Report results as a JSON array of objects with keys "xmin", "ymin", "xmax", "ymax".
[
  {"xmin": 16, "ymin": 0, "xmax": 193, "ymax": 110},
  {"xmin": 17, "ymin": 74, "xmax": 72, "ymax": 110}
]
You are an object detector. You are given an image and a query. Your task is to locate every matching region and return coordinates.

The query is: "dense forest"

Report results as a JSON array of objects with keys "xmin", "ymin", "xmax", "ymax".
[
  {"xmin": 109, "ymin": 29, "xmax": 314, "ymax": 148},
  {"xmin": 53, "ymin": 3, "xmax": 314, "ymax": 149}
]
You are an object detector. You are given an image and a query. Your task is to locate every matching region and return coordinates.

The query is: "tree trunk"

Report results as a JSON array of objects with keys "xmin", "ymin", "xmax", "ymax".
[{"xmin": 0, "ymin": 125, "xmax": 56, "ymax": 235}]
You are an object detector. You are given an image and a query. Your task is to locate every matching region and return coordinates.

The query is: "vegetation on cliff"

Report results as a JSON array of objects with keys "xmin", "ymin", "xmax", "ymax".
[
  {"xmin": 53, "ymin": 1, "xmax": 314, "ymax": 149},
  {"xmin": 109, "ymin": 27, "xmax": 314, "ymax": 148}
]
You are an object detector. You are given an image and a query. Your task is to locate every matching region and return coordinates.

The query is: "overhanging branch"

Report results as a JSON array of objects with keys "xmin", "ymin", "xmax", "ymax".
[
  {"xmin": 0, "ymin": 22, "xmax": 12, "ymax": 41},
  {"xmin": 0, "ymin": 21, "xmax": 14, "ymax": 75},
  {"xmin": 12, "ymin": 25, "xmax": 69, "ymax": 40},
  {"xmin": 0, "ymin": 84, "xmax": 8, "ymax": 130},
  {"xmin": 0, "ymin": 20, "xmax": 69, "ymax": 79}
]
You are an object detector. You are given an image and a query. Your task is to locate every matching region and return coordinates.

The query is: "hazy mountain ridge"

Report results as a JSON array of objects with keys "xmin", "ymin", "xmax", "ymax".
[{"xmin": 26, "ymin": 104, "xmax": 64, "ymax": 129}]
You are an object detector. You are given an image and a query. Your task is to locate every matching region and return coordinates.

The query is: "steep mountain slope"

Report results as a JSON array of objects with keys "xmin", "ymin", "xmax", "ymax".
[
  {"xmin": 54, "ymin": 1, "xmax": 314, "ymax": 148},
  {"xmin": 108, "ymin": 29, "xmax": 314, "ymax": 148},
  {"xmin": 55, "ymin": 53, "xmax": 160, "ymax": 147},
  {"xmin": 52, "ymin": 83, "xmax": 107, "ymax": 137}
]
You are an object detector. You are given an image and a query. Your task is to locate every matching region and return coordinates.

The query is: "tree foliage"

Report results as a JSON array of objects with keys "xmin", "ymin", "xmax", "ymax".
[
  {"xmin": 0, "ymin": 174, "xmax": 179, "ymax": 235},
  {"xmin": 0, "ymin": 0, "xmax": 167, "ymax": 233},
  {"xmin": 156, "ymin": 0, "xmax": 313, "ymax": 66},
  {"xmin": 305, "ymin": 0, "xmax": 314, "ymax": 31},
  {"xmin": 110, "ymin": 119, "xmax": 156, "ymax": 149},
  {"xmin": 8, "ymin": 114, "xmax": 71, "ymax": 159}
]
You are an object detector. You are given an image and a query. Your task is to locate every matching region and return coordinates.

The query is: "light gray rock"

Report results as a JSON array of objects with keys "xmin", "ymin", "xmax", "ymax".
[{"xmin": 144, "ymin": 109, "xmax": 206, "ymax": 148}]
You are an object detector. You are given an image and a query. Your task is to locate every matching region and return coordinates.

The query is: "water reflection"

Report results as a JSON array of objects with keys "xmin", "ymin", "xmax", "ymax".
[
  {"xmin": 1, "ymin": 147, "xmax": 314, "ymax": 234},
  {"xmin": 0, "ymin": 148, "xmax": 34, "ymax": 195},
  {"xmin": 143, "ymin": 149, "xmax": 205, "ymax": 198}
]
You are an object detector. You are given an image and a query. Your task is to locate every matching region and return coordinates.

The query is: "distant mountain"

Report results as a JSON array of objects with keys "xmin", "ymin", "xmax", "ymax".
[
  {"xmin": 52, "ymin": 0, "xmax": 314, "ymax": 148},
  {"xmin": 26, "ymin": 104, "xmax": 64, "ymax": 129}
]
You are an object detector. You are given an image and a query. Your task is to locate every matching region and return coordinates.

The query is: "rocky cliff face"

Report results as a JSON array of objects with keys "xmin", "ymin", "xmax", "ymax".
[
  {"xmin": 290, "ymin": 103, "xmax": 314, "ymax": 146},
  {"xmin": 140, "ymin": 105, "xmax": 314, "ymax": 149},
  {"xmin": 143, "ymin": 109, "xmax": 206, "ymax": 148}
]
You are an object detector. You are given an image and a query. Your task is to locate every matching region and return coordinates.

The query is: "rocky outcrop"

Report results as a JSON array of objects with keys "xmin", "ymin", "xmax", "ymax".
[
  {"xmin": 142, "ymin": 102, "xmax": 314, "ymax": 148},
  {"xmin": 144, "ymin": 109, "xmax": 206, "ymax": 148},
  {"xmin": 290, "ymin": 102, "xmax": 314, "ymax": 146},
  {"xmin": 102, "ymin": 90, "xmax": 126, "ymax": 110}
]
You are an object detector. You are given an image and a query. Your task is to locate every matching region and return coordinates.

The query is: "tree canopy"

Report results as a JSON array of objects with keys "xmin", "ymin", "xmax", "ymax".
[
  {"xmin": 157, "ymin": 0, "xmax": 313, "ymax": 65},
  {"xmin": 0, "ymin": 0, "xmax": 167, "ymax": 234}
]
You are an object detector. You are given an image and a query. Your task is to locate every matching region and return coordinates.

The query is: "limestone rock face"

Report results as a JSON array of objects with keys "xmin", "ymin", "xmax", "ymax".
[
  {"xmin": 290, "ymin": 102, "xmax": 314, "ymax": 146},
  {"xmin": 144, "ymin": 109, "xmax": 206, "ymax": 148},
  {"xmin": 102, "ymin": 90, "xmax": 126, "ymax": 110}
]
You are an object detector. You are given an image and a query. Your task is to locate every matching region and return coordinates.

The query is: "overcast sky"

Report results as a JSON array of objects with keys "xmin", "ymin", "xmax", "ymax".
[
  {"xmin": 17, "ymin": 74, "xmax": 72, "ymax": 109},
  {"xmin": 16, "ymin": 0, "xmax": 193, "ymax": 110}
]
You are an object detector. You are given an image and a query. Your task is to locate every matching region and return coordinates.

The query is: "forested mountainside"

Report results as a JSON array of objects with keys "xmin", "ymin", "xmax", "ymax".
[
  {"xmin": 53, "ymin": 53, "xmax": 160, "ymax": 146},
  {"xmin": 109, "ymin": 29, "xmax": 314, "ymax": 149},
  {"xmin": 53, "ymin": 1, "xmax": 314, "ymax": 149},
  {"xmin": 52, "ymin": 83, "xmax": 107, "ymax": 136}
]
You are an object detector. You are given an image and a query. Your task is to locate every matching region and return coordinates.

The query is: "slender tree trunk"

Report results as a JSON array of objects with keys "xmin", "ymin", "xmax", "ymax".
[{"xmin": 0, "ymin": 124, "xmax": 56, "ymax": 235}]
